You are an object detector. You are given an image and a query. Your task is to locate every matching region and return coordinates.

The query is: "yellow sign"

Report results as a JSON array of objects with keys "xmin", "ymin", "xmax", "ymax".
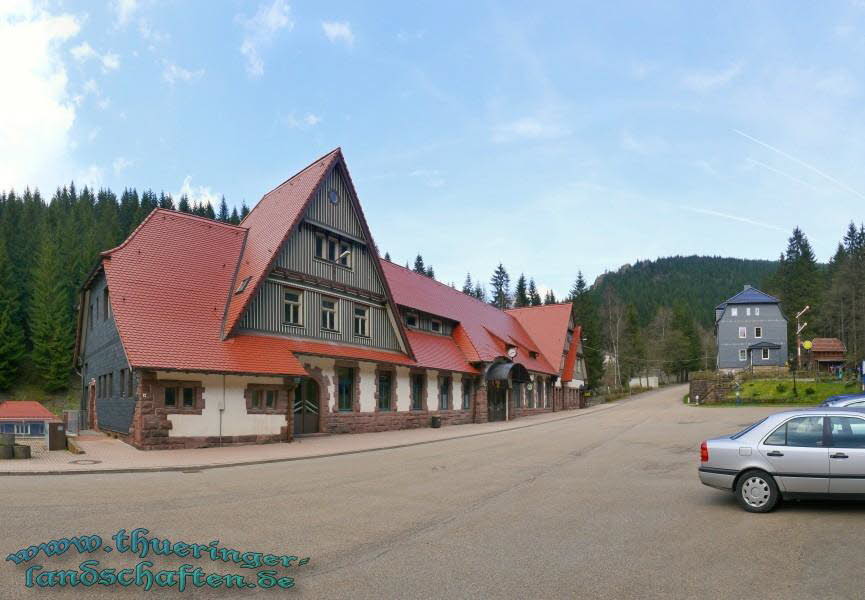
[{"xmin": 803, "ymin": 340, "xmax": 813, "ymax": 350}]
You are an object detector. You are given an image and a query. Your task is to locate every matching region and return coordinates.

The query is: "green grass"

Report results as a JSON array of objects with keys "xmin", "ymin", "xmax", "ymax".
[{"xmin": 724, "ymin": 379, "xmax": 860, "ymax": 406}]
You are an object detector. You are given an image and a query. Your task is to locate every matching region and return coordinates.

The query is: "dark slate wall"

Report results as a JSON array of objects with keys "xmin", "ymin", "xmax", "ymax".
[{"xmin": 80, "ymin": 272, "xmax": 136, "ymax": 434}]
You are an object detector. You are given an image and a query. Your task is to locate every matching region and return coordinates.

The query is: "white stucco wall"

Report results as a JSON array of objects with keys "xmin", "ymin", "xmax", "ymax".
[
  {"xmin": 452, "ymin": 373, "xmax": 463, "ymax": 410},
  {"xmin": 426, "ymin": 369, "xmax": 439, "ymax": 410},
  {"xmin": 156, "ymin": 372, "xmax": 286, "ymax": 438},
  {"xmin": 395, "ymin": 367, "xmax": 411, "ymax": 412},
  {"xmin": 358, "ymin": 361, "xmax": 377, "ymax": 412}
]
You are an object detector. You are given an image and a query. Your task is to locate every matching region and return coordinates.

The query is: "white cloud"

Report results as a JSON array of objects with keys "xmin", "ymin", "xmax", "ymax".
[
  {"xmin": 491, "ymin": 116, "xmax": 569, "ymax": 143},
  {"xmin": 681, "ymin": 63, "xmax": 741, "ymax": 92},
  {"xmin": 238, "ymin": 0, "xmax": 293, "ymax": 78},
  {"xmin": 409, "ymin": 169, "xmax": 445, "ymax": 188},
  {"xmin": 177, "ymin": 176, "xmax": 219, "ymax": 207},
  {"xmin": 0, "ymin": 1, "xmax": 80, "ymax": 191},
  {"xmin": 163, "ymin": 61, "xmax": 204, "ymax": 84},
  {"xmin": 282, "ymin": 112, "xmax": 322, "ymax": 128},
  {"xmin": 322, "ymin": 21, "xmax": 354, "ymax": 46},
  {"xmin": 70, "ymin": 41, "xmax": 120, "ymax": 72},
  {"xmin": 112, "ymin": 157, "xmax": 132, "ymax": 175},
  {"xmin": 111, "ymin": 0, "xmax": 139, "ymax": 27}
]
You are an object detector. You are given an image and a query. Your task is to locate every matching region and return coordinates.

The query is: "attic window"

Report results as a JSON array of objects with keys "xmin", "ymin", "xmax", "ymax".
[
  {"xmin": 235, "ymin": 276, "xmax": 251, "ymax": 294},
  {"xmin": 529, "ymin": 351, "xmax": 538, "ymax": 359},
  {"xmin": 430, "ymin": 319, "xmax": 442, "ymax": 333}
]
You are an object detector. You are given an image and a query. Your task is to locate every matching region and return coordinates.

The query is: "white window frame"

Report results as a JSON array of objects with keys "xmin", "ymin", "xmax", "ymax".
[
  {"xmin": 283, "ymin": 288, "xmax": 303, "ymax": 326},
  {"xmin": 405, "ymin": 313, "xmax": 418, "ymax": 328},
  {"xmin": 338, "ymin": 241, "xmax": 352, "ymax": 269},
  {"xmin": 738, "ymin": 326, "xmax": 747, "ymax": 339},
  {"xmin": 755, "ymin": 307, "xmax": 760, "ymax": 316},
  {"xmin": 14, "ymin": 423, "xmax": 30, "ymax": 435},
  {"xmin": 762, "ymin": 348, "xmax": 770, "ymax": 360},
  {"xmin": 755, "ymin": 326, "xmax": 762, "ymax": 339},
  {"xmin": 731, "ymin": 307, "xmax": 738, "ymax": 317},
  {"xmin": 739, "ymin": 349, "xmax": 747, "ymax": 361},
  {"xmin": 314, "ymin": 233, "xmax": 326, "ymax": 259},
  {"xmin": 321, "ymin": 297, "xmax": 338, "ymax": 331},
  {"xmin": 746, "ymin": 307, "xmax": 751, "ymax": 316},
  {"xmin": 353, "ymin": 304, "xmax": 369, "ymax": 337},
  {"xmin": 430, "ymin": 319, "xmax": 442, "ymax": 333}
]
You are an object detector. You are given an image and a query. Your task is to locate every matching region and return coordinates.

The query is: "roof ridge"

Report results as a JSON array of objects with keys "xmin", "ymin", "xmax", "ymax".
[
  {"xmin": 240, "ymin": 148, "xmax": 341, "ymax": 226},
  {"xmin": 505, "ymin": 302, "xmax": 571, "ymax": 312}
]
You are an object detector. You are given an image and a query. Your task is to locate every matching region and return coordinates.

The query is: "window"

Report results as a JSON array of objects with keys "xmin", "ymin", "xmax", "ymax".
[
  {"xmin": 405, "ymin": 313, "xmax": 418, "ymax": 328},
  {"xmin": 354, "ymin": 305, "xmax": 369, "ymax": 337},
  {"xmin": 336, "ymin": 367, "xmax": 354, "ymax": 411},
  {"xmin": 235, "ymin": 276, "xmax": 251, "ymax": 294},
  {"xmin": 536, "ymin": 378, "xmax": 545, "ymax": 408},
  {"xmin": 755, "ymin": 327, "xmax": 762, "ymax": 339},
  {"xmin": 103, "ymin": 288, "xmax": 110, "ymax": 320},
  {"xmin": 314, "ymin": 233, "xmax": 326, "ymax": 259},
  {"xmin": 762, "ymin": 348, "xmax": 770, "ymax": 360},
  {"xmin": 321, "ymin": 298, "xmax": 338, "ymax": 331},
  {"xmin": 164, "ymin": 387, "xmax": 177, "ymax": 407},
  {"xmin": 526, "ymin": 383, "xmax": 534, "ymax": 408},
  {"xmin": 411, "ymin": 373, "xmax": 425, "ymax": 411},
  {"xmin": 739, "ymin": 349, "xmax": 747, "ymax": 361},
  {"xmin": 378, "ymin": 372, "xmax": 393, "ymax": 411},
  {"xmin": 755, "ymin": 307, "xmax": 760, "ymax": 316},
  {"xmin": 513, "ymin": 383, "xmax": 523, "ymax": 408},
  {"xmin": 14, "ymin": 423, "xmax": 31, "ymax": 436},
  {"xmin": 182, "ymin": 387, "xmax": 195, "ymax": 408},
  {"xmin": 439, "ymin": 376, "xmax": 451, "ymax": 410},
  {"xmin": 738, "ymin": 327, "xmax": 747, "ymax": 339},
  {"xmin": 430, "ymin": 319, "xmax": 442, "ymax": 333},
  {"xmin": 127, "ymin": 371, "xmax": 134, "ymax": 397},
  {"xmin": 829, "ymin": 417, "xmax": 865, "ymax": 448},
  {"xmin": 284, "ymin": 289, "xmax": 303, "ymax": 325},
  {"xmin": 251, "ymin": 390, "xmax": 262, "ymax": 409},
  {"xmin": 746, "ymin": 307, "xmax": 751, "ymax": 316},
  {"xmin": 265, "ymin": 390, "xmax": 276, "ymax": 409},
  {"xmin": 339, "ymin": 241, "xmax": 351, "ymax": 267},
  {"xmin": 461, "ymin": 379, "xmax": 472, "ymax": 410},
  {"xmin": 731, "ymin": 307, "xmax": 738, "ymax": 317},
  {"xmin": 327, "ymin": 238, "xmax": 338, "ymax": 262},
  {"xmin": 764, "ymin": 416, "xmax": 824, "ymax": 447},
  {"xmin": 108, "ymin": 372, "xmax": 113, "ymax": 398},
  {"xmin": 119, "ymin": 369, "xmax": 126, "ymax": 397}
]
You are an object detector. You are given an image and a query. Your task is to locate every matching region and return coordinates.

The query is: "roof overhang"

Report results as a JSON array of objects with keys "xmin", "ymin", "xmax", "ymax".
[
  {"xmin": 485, "ymin": 360, "xmax": 531, "ymax": 383},
  {"xmin": 747, "ymin": 342, "xmax": 781, "ymax": 350}
]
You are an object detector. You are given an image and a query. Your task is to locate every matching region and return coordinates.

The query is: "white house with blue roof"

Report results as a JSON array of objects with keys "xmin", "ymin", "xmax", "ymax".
[{"xmin": 715, "ymin": 285, "xmax": 788, "ymax": 371}]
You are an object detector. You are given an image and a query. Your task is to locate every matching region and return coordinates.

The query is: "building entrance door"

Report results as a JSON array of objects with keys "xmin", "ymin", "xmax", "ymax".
[
  {"xmin": 293, "ymin": 380, "xmax": 320, "ymax": 435},
  {"xmin": 488, "ymin": 385, "xmax": 507, "ymax": 422}
]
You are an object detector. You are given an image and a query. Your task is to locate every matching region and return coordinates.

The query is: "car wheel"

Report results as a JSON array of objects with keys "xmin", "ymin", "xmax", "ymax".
[{"xmin": 735, "ymin": 470, "xmax": 779, "ymax": 513}]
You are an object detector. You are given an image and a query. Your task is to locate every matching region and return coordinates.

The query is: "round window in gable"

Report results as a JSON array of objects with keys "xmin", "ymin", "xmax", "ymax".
[{"xmin": 328, "ymin": 189, "xmax": 339, "ymax": 205}]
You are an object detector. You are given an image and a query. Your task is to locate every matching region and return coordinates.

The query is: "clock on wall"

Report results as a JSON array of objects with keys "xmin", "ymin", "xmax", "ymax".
[{"xmin": 507, "ymin": 347, "xmax": 518, "ymax": 358}]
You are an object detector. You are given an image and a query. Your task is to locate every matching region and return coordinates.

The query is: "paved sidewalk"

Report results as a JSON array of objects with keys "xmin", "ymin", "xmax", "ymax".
[{"xmin": 0, "ymin": 404, "xmax": 619, "ymax": 475}]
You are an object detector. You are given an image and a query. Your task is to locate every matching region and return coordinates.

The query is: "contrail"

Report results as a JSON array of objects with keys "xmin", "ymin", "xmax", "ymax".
[
  {"xmin": 734, "ymin": 129, "xmax": 865, "ymax": 201},
  {"xmin": 746, "ymin": 158, "xmax": 822, "ymax": 193},
  {"xmin": 680, "ymin": 206, "xmax": 785, "ymax": 232}
]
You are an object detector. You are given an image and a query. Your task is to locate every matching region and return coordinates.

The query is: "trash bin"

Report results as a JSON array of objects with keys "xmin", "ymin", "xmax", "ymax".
[
  {"xmin": 13, "ymin": 444, "xmax": 31, "ymax": 459},
  {"xmin": 431, "ymin": 416, "xmax": 442, "ymax": 428},
  {"xmin": 0, "ymin": 445, "xmax": 13, "ymax": 460}
]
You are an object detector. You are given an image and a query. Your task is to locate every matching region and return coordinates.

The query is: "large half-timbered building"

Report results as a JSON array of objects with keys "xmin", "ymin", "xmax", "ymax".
[{"xmin": 74, "ymin": 149, "xmax": 587, "ymax": 450}]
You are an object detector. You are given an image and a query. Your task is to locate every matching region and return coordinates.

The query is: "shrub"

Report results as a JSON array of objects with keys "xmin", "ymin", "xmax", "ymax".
[
  {"xmin": 845, "ymin": 380, "xmax": 857, "ymax": 388},
  {"xmin": 805, "ymin": 387, "xmax": 815, "ymax": 395},
  {"xmin": 776, "ymin": 383, "xmax": 788, "ymax": 394}
]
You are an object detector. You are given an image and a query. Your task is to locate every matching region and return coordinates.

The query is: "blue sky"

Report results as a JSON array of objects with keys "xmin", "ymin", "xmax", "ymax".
[{"xmin": 3, "ymin": 1, "xmax": 865, "ymax": 297}]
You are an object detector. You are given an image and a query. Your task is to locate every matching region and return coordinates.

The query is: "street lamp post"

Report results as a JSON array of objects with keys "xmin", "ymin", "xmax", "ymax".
[{"xmin": 795, "ymin": 306, "xmax": 810, "ymax": 372}]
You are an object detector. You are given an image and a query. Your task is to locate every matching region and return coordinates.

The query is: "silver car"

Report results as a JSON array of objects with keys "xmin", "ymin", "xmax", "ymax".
[
  {"xmin": 699, "ymin": 407, "xmax": 865, "ymax": 512},
  {"xmin": 821, "ymin": 393, "xmax": 865, "ymax": 408}
]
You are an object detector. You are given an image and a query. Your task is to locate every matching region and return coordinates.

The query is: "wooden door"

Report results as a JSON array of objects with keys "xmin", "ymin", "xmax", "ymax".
[{"xmin": 293, "ymin": 380, "xmax": 320, "ymax": 435}]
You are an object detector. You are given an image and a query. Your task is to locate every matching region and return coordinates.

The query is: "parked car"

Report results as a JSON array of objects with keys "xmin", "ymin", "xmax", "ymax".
[
  {"xmin": 821, "ymin": 393, "xmax": 865, "ymax": 407},
  {"xmin": 699, "ymin": 407, "xmax": 865, "ymax": 512}
]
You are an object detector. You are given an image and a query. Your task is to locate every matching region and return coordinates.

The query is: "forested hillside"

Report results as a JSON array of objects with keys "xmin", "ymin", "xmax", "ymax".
[{"xmin": 590, "ymin": 256, "xmax": 779, "ymax": 328}]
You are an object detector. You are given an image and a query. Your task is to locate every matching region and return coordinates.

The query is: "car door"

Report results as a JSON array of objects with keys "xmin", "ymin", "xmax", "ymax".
[
  {"xmin": 827, "ymin": 416, "xmax": 865, "ymax": 495},
  {"xmin": 758, "ymin": 415, "xmax": 829, "ymax": 493}
]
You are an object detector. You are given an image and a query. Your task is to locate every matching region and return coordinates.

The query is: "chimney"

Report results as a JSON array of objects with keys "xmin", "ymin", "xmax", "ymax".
[{"xmin": 744, "ymin": 284, "xmax": 752, "ymax": 291}]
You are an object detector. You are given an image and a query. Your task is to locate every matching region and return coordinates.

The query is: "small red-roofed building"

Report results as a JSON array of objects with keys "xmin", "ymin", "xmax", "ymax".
[
  {"xmin": 73, "ymin": 149, "xmax": 588, "ymax": 450},
  {"xmin": 0, "ymin": 401, "xmax": 61, "ymax": 449}
]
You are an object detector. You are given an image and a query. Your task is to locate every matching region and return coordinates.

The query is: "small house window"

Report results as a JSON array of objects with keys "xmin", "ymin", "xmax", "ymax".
[
  {"xmin": 235, "ymin": 276, "xmax": 251, "ymax": 294},
  {"xmin": 405, "ymin": 313, "xmax": 418, "ymax": 328},
  {"xmin": 731, "ymin": 307, "xmax": 738, "ymax": 317},
  {"xmin": 513, "ymin": 383, "xmax": 523, "ymax": 408},
  {"xmin": 430, "ymin": 319, "xmax": 442, "ymax": 333},
  {"xmin": 251, "ymin": 390, "xmax": 262, "ymax": 409},
  {"xmin": 14, "ymin": 423, "xmax": 31, "ymax": 436},
  {"xmin": 265, "ymin": 390, "xmax": 276, "ymax": 409},
  {"xmin": 755, "ymin": 327, "xmax": 762, "ymax": 338},
  {"xmin": 354, "ymin": 305, "xmax": 369, "ymax": 337},
  {"xmin": 127, "ymin": 371, "xmax": 134, "ymax": 397},
  {"xmin": 314, "ymin": 233, "xmax": 326, "ymax": 259},
  {"xmin": 439, "ymin": 376, "xmax": 451, "ymax": 410},
  {"xmin": 338, "ymin": 241, "xmax": 351, "ymax": 268},
  {"xmin": 103, "ymin": 288, "xmax": 110, "ymax": 320},
  {"xmin": 738, "ymin": 327, "xmax": 747, "ymax": 339},
  {"xmin": 336, "ymin": 367, "xmax": 354, "ymax": 411},
  {"xmin": 108, "ymin": 372, "xmax": 113, "ymax": 397},
  {"xmin": 327, "ymin": 238, "xmax": 338, "ymax": 262},
  {"xmin": 462, "ymin": 379, "xmax": 472, "ymax": 410},
  {"xmin": 746, "ymin": 307, "xmax": 751, "ymax": 316},
  {"xmin": 739, "ymin": 349, "xmax": 747, "ymax": 361},
  {"xmin": 537, "ymin": 378, "xmax": 545, "ymax": 407},
  {"xmin": 165, "ymin": 387, "xmax": 177, "ymax": 407},
  {"xmin": 411, "ymin": 373, "xmax": 425, "ymax": 411},
  {"xmin": 119, "ymin": 369, "xmax": 126, "ymax": 397},
  {"xmin": 762, "ymin": 348, "xmax": 770, "ymax": 360},
  {"xmin": 284, "ymin": 289, "xmax": 302, "ymax": 325},
  {"xmin": 321, "ymin": 298, "xmax": 338, "ymax": 331},
  {"xmin": 378, "ymin": 372, "xmax": 393, "ymax": 411},
  {"xmin": 182, "ymin": 387, "xmax": 195, "ymax": 408},
  {"xmin": 755, "ymin": 307, "xmax": 760, "ymax": 316}
]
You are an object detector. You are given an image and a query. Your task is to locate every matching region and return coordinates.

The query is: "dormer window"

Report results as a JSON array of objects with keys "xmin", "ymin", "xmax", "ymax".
[
  {"xmin": 529, "ymin": 351, "xmax": 538, "ymax": 359},
  {"xmin": 314, "ymin": 231, "xmax": 352, "ymax": 270},
  {"xmin": 430, "ymin": 319, "xmax": 442, "ymax": 333},
  {"xmin": 235, "ymin": 276, "xmax": 251, "ymax": 294},
  {"xmin": 405, "ymin": 313, "xmax": 418, "ymax": 328}
]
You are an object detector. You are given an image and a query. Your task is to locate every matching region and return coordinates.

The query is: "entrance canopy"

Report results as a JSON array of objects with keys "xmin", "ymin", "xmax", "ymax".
[{"xmin": 485, "ymin": 361, "xmax": 531, "ymax": 384}]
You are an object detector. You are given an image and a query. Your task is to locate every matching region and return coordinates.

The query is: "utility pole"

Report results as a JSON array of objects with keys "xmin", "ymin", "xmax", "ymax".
[{"xmin": 795, "ymin": 306, "xmax": 810, "ymax": 371}]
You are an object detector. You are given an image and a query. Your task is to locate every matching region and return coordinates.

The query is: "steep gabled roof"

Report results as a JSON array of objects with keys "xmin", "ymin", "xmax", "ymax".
[
  {"xmin": 102, "ymin": 209, "xmax": 306, "ymax": 376},
  {"xmin": 381, "ymin": 260, "xmax": 557, "ymax": 374},
  {"xmin": 811, "ymin": 338, "xmax": 846, "ymax": 353},
  {"xmin": 506, "ymin": 303, "xmax": 572, "ymax": 371},
  {"xmin": 0, "ymin": 401, "xmax": 59, "ymax": 421},
  {"xmin": 716, "ymin": 286, "xmax": 780, "ymax": 309}
]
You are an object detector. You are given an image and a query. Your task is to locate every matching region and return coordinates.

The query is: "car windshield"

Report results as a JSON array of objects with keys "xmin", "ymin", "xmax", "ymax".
[{"xmin": 730, "ymin": 419, "xmax": 767, "ymax": 440}]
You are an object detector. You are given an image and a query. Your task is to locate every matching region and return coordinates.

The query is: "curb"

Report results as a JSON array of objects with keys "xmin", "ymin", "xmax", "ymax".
[{"xmin": 0, "ymin": 403, "xmax": 622, "ymax": 477}]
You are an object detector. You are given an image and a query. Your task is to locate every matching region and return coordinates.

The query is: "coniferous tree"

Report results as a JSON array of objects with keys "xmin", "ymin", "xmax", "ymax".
[
  {"xmin": 178, "ymin": 195, "xmax": 191, "ymax": 213},
  {"xmin": 204, "ymin": 202, "xmax": 216, "ymax": 220},
  {"xmin": 158, "ymin": 192, "xmax": 175, "ymax": 210},
  {"xmin": 569, "ymin": 272, "xmax": 604, "ymax": 389},
  {"xmin": 240, "ymin": 202, "xmax": 250, "ymax": 219},
  {"xmin": 29, "ymin": 233, "xmax": 74, "ymax": 391},
  {"xmin": 229, "ymin": 207, "xmax": 240, "ymax": 225},
  {"xmin": 462, "ymin": 273, "xmax": 473, "ymax": 295},
  {"xmin": 543, "ymin": 289, "xmax": 557, "ymax": 305},
  {"xmin": 426, "ymin": 265, "xmax": 435, "ymax": 279},
  {"xmin": 218, "ymin": 196, "xmax": 230, "ymax": 222},
  {"xmin": 473, "ymin": 283, "xmax": 486, "ymax": 302},
  {"xmin": 489, "ymin": 263, "xmax": 511, "ymax": 309},
  {"xmin": 413, "ymin": 254, "xmax": 426, "ymax": 275},
  {"xmin": 528, "ymin": 278, "xmax": 542, "ymax": 306},
  {"xmin": 0, "ymin": 241, "xmax": 25, "ymax": 389},
  {"xmin": 513, "ymin": 274, "xmax": 529, "ymax": 307},
  {"xmin": 384, "ymin": 251, "xmax": 391, "ymax": 261}
]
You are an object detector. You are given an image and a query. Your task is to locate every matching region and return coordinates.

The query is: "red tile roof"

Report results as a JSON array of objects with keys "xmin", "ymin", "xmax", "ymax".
[
  {"xmin": 223, "ymin": 149, "xmax": 342, "ymax": 338},
  {"xmin": 406, "ymin": 330, "xmax": 479, "ymax": 374},
  {"xmin": 103, "ymin": 209, "xmax": 307, "ymax": 376},
  {"xmin": 0, "ymin": 401, "xmax": 59, "ymax": 421},
  {"xmin": 562, "ymin": 325, "xmax": 582, "ymax": 382},
  {"xmin": 506, "ymin": 303, "xmax": 572, "ymax": 372},
  {"xmin": 811, "ymin": 338, "xmax": 846, "ymax": 353},
  {"xmin": 381, "ymin": 260, "xmax": 557, "ymax": 374}
]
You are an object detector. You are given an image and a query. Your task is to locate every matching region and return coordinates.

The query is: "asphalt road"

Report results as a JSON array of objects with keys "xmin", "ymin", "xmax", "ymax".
[{"xmin": 3, "ymin": 385, "xmax": 865, "ymax": 599}]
